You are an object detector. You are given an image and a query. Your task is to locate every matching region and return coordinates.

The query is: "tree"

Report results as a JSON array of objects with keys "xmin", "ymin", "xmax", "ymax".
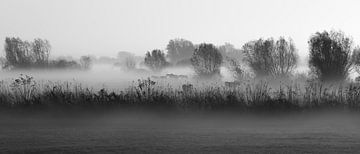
[
  {"xmin": 4, "ymin": 37, "xmax": 51, "ymax": 68},
  {"xmin": 4, "ymin": 37, "xmax": 33, "ymax": 68},
  {"xmin": 166, "ymin": 39, "xmax": 195, "ymax": 64},
  {"xmin": 191, "ymin": 43, "xmax": 223, "ymax": 77},
  {"xmin": 80, "ymin": 56, "xmax": 92, "ymax": 70},
  {"xmin": 218, "ymin": 43, "xmax": 242, "ymax": 59},
  {"xmin": 117, "ymin": 51, "xmax": 134, "ymax": 61},
  {"xmin": 124, "ymin": 56, "xmax": 136, "ymax": 70},
  {"xmin": 309, "ymin": 30, "xmax": 354, "ymax": 82},
  {"xmin": 272, "ymin": 37, "xmax": 298, "ymax": 77},
  {"xmin": 32, "ymin": 38, "xmax": 51, "ymax": 66},
  {"xmin": 243, "ymin": 37, "xmax": 298, "ymax": 78},
  {"xmin": 243, "ymin": 38, "xmax": 275, "ymax": 77},
  {"xmin": 144, "ymin": 49, "xmax": 168, "ymax": 71}
]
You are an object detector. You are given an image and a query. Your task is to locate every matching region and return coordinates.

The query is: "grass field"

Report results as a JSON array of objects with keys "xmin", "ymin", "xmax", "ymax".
[{"xmin": 1, "ymin": 111, "xmax": 360, "ymax": 153}]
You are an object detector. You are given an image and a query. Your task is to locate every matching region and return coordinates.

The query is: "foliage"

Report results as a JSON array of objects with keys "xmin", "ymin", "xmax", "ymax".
[
  {"xmin": 243, "ymin": 37, "xmax": 298, "ymax": 78},
  {"xmin": 218, "ymin": 43, "xmax": 243, "ymax": 62},
  {"xmin": 3, "ymin": 37, "xmax": 85, "ymax": 70},
  {"xmin": 191, "ymin": 43, "xmax": 223, "ymax": 77},
  {"xmin": 4, "ymin": 37, "xmax": 33, "ymax": 68},
  {"xmin": 49, "ymin": 58, "xmax": 81, "ymax": 69},
  {"xmin": 144, "ymin": 49, "xmax": 169, "ymax": 71},
  {"xmin": 32, "ymin": 38, "xmax": 51, "ymax": 66},
  {"xmin": 309, "ymin": 30, "xmax": 354, "ymax": 82},
  {"xmin": 166, "ymin": 39, "xmax": 195, "ymax": 64}
]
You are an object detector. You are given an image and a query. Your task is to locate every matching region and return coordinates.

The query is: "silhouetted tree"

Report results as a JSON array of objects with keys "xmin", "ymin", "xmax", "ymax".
[
  {"xmin": 191, "ymin": 43, "xmax": 223, "ymax": 77},
  {"xmin": 117, "ymin": 51, "xmax": 134, "ymax": 61},
  {"xmin": 309, "ymin": 30, "xmax": 354, "ymax": 82},
  {"xmin": 166, "ymin": 39, "xmax": 195, "ymax": 64},
  {"xmin": 80, "ymin": 56, "xmax": 92, "ymax": 70},
  {"xmin": 243, "ymin": 37, "xmax": 298, "ymax": 78},
  {"xmin": 144, "ymin": 49, "xmax": 168, "ymax": 71}
]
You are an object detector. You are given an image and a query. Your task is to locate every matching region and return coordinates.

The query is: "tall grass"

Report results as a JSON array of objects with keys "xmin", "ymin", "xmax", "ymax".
[{"xmin": 1, "ymin": 75, "xmax": 360, "ymax": 111}]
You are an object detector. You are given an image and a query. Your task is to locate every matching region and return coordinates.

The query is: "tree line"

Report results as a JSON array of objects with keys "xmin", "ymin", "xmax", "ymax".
[
  {"xmin": 144, "ymin": 30, "xmax": 360, "ymax": 83},
  {"xmin": 3, "ymin": 30, "xmax": 360, "ymax": 83},
  {"xmin": 2, "ymin": 37, "xmax": 92, "ymax": 70}
]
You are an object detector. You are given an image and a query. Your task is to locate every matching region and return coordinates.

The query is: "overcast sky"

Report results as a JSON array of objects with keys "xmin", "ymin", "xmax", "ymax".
[{"xmin": 0, "ymin": 0, "xmax": 359, "ymax": 59}]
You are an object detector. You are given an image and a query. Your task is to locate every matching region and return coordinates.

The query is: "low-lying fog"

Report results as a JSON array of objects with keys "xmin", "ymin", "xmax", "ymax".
[{"xmin": 0, "ymin": 63, "xmax": 351, "ymax": 90}]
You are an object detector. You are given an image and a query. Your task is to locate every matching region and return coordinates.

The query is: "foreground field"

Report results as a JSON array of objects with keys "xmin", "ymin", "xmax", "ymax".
[{"xmin": 1, "ymin": 111, "xmax": 359, "ymax": 153}]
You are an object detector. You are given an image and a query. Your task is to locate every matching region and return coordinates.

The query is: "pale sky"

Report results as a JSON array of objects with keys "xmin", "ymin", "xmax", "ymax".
[{"xmin": 0, "ymin": 0, "xmax": 360, "ymax": 59}]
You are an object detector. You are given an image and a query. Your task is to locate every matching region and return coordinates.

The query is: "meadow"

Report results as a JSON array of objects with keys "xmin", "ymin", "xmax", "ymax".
[
  {"xmin": 2, "ymin": 65, "xmax": 360, "ymax": 153},
  {"xmin": 1, "ymin": 64, "xmax": 360, "ymax": 112}
]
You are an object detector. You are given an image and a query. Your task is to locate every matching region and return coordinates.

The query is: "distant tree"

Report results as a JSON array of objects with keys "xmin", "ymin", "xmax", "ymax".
[
  {"xmin": 309, "ymin": 30, "xmax": 354, "ymax": 82},
  {"xmin": 144, "ymin": 49, "xmax": 169, "ymax": 71},
  {"xmin": 4, "ymin": 37, "xmax": 33, "ymax": 68},
  {"xmin": 218, "ymin": 43, "xmax": 241, "ymax": 59},
  {"xmin": 80, "ymin": 56, "xmax": 92, "ymax": 70},
  {"xmin": 51, "ymin": 58, "xmax": 80, "ymax": 69},
  {"xmin": 117, "ymin": 51, "xmax": 134, "ymax": 61},
  {"xmin": 243, "ymin": 37, "xmax": 298, "ymax": 78},
  {"xmin": 124, "ymin": 56, "xmax": 136, "ymax": 70},
  {"xmin": 32, "ymin": 38, "xmax": 51, "ymax": 66},
  {"xmin": 166, "ymin": 39, "xmax": 195, "ymax": 64},
  {"xmin": 191, "ymin": 43, "xmax": 223, "ymax": 77}
]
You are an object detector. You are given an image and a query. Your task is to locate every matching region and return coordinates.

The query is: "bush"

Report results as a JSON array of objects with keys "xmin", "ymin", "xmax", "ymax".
[{"xmin": 191, "ymin": 43, "xmax": 223, "ymax": 77}]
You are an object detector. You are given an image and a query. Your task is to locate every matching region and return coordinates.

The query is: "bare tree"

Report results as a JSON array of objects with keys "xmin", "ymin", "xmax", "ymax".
[{"xmin": 272, "ymin": 37, "xmax": 298, "ymax": 77}]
